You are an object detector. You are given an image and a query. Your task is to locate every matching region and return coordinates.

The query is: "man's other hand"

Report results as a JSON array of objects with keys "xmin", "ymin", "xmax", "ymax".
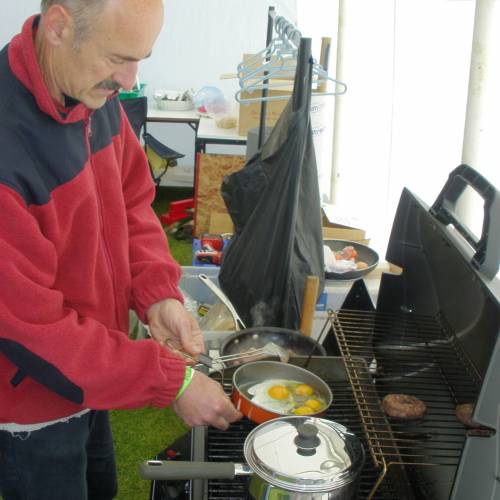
[{"xmin": 172, "ymin": 371, "xmax": 242, "ymax": 430}]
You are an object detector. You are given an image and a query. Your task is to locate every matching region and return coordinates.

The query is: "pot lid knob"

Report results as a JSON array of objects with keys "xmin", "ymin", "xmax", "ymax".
[{"xmin": 294, "ymin": 423, "xmax": 320, "ymax": 456}]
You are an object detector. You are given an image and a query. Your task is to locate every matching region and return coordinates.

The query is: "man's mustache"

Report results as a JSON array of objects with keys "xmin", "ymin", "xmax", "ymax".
[{"xmin": 95, "ymin": 80, "xmax": 121, "ymax": 91}]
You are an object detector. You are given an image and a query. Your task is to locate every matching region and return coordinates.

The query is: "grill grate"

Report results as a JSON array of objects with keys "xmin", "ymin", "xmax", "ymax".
[
  {"xmin": 206, "ymin": 376, "xmax": 404, "ymax": 500},
  {"xmin": 329, "ymin": 309, "xmax": 482, "ymax": 497}
]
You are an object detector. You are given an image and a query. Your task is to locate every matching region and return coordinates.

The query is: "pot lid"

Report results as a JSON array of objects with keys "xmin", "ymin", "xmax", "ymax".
[{"xmin": 244, "ymin": 416, "xmax": 365, "ymax": 493}]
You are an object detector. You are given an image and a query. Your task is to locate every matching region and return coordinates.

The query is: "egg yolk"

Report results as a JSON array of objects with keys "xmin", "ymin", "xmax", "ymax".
[
  {"xmin": 267, "ymin": 385, "xmax": 290, "ymax": 400},
  {"xmin": 304, "ymin": 399, "xmax": 323, "ymax": 411},
  {"xmin": 293, "ymin": 405, "xmax": 315, "ymax": 415},
  {"xmin": 294, "ymin": 384, "xmax": 314, "ymax": 397}
]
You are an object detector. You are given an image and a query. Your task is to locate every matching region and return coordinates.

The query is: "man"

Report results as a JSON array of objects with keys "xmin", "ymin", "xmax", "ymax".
[{"xmin": 0, "ymin": 1, "xmax": 241, "ymax": 498}]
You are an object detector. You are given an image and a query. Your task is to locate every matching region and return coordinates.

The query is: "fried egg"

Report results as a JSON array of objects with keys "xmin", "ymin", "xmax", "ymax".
[
  {"xmin": 304, "ymin": 398, "xmax": 323, "ymax": 411},
  {"xmin": 293, "ymin": 405, "xmax": 315, "ymax": 415},
  {"xmin": 247, "ymin": 379, "xmax": 295, "ymax": 413},
  {"xmin": 294, "ymin": 383, "xmax": 314, "ymax": 397},
  {"xmin": 247, "ymin": 379, "xmax": 327, "ymax": 415}
]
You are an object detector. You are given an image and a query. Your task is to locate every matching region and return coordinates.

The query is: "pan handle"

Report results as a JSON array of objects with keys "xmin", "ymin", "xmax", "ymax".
[
  {"xmin": 198, "ymin": 274, "xmax": 247, "ymax": 330},
  {"xmin": 430, "ymin": 164, "xmax": 500, "ymax": 279},
  {"xmin": 299, "ymin": 275, "xmax": 320, "ymax": 337},
  {"xmin": 138, "ymin": 460, "xmax": 251, "ymax": 481},
  {"xmin": 139, "ymin": 460, "xmax": 253, "ymax": 481}
]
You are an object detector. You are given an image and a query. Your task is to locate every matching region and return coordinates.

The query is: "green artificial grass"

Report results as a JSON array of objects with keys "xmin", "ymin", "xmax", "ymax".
[
  {"xmin": 110, "ymin": 407, "xmax": 189, "ymax": 500},
  {"xmin": 152, "ymin": 186, "xmax": 194, "ymax": 265},
  {"xmin": 111, "ymin": 186, "xmax": 195, "ymax": 500}
]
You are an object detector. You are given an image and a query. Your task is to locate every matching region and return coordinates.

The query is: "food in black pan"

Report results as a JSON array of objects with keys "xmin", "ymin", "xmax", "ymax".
[
  {"xmin": 335, "ymin": 245, "xmax": 368, "ymax": 269},
  {"xmin": 230, "ymin": 344, "xmax": 292, "ymax": 366},
  {"xmin": 323, "ymin": 240, "xmax": 379, "ymax": 280},
  {"xmin": 325, "ymin": 245, "xmax": 368, "ymax": 273},
  {"xmin": 382, "ymin": 393, "xmax": 427, "ymax": 420}
]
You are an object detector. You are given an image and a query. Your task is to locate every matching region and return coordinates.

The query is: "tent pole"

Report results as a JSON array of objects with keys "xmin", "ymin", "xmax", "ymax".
[
  {"xmin": 257, "ymin": 6, "xmax": 276, "ymax": 149},
  {"xmin": 460, "ymin": 0, "xmax": 500, "ymax": 227},
  {"xmin": 329, "ymin": 0, "xmax": 346, "ymax": 204}
]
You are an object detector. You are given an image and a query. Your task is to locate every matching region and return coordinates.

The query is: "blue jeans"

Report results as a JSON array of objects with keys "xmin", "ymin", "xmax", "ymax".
[{"xmin": 0, "ymin": 410, "xmax": 117, "ymax": 500}]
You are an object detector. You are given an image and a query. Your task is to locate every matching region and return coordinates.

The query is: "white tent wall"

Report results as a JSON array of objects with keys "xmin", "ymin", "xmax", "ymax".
[
  {"xmin": 0, "ymin": 1, "xmax": 297, "ymax": 96},
  {"xmin": 141, "ymin": 1, "xmax": 298, "ymax": 179},
  {"xmin": 297, "ymin": 1, "xmax": 483, "ymax": 254}
]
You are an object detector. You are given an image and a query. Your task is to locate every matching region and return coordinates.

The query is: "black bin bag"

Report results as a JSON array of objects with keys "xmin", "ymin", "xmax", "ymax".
[{"xmin": 219, "ymin": 38, "xmax": 325, "ymax": 330}]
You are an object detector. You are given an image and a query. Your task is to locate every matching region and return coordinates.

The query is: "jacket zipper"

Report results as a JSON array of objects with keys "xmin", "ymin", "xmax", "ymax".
[{"xmin": 84, "ymin": 115, "xmax": 121, "ymax": 328}]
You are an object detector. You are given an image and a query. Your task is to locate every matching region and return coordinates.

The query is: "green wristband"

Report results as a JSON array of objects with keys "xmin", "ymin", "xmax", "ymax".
[{"xmin": 175, "ymin": 366, "xmax": 194, "ymax": 400}]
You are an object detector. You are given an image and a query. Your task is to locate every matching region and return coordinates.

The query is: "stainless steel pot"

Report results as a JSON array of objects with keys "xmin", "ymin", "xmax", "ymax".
[{"xmin": 139, "ymin": 416, "xmax": 365, "ymax": 499}]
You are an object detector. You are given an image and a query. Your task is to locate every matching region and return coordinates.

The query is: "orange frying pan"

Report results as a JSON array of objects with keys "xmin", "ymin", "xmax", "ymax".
[{"xmin": 231, "ymin": 360, "xmax": 333, "ymax": 424}]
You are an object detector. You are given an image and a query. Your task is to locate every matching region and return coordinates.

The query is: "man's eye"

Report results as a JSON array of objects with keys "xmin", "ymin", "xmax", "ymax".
[{"xmin": 109, "ymin": 57, "xmax": 125, "ymax": 65}]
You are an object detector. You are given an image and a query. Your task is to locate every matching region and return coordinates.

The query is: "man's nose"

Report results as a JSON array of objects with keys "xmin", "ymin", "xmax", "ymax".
[{"xmin": 112, "ymin": 61, "xmax": 139, "ymax": 91}]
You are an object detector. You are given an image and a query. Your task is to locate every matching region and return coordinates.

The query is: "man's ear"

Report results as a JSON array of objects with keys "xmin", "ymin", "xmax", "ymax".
[{"xmin": 41, "ymin": 5, "xmax": 74, "ymax": 47}]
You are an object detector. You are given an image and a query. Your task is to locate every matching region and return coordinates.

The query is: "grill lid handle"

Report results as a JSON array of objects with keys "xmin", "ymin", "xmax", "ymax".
[{"xmin": 430, "ymin": 164, "xmax": 500, "ymax": 279}]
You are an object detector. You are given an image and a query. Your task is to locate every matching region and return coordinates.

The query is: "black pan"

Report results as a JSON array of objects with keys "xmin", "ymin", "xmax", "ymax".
[
  {"xmin": 219, "ymin": 327, "xmax": 326, "ymax": 367},
  {"xmin": 324, "ymin": 239, "xmax": 379, "ymax": 281}
]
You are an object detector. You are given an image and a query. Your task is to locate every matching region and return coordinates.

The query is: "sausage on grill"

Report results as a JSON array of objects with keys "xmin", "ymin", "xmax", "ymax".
[
  {"xmin": 382, "ymin": 393, "xmax": 427, "ymax": 420},
  {"xmin": 455, "ymin": 403, "xmax": 480, "ymax": 428}
]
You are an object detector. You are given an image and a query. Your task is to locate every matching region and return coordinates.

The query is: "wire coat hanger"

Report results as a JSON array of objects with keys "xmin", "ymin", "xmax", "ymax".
[{"xmin": 235, "ymin": 16, "xmax": 346, "ymax": 104}]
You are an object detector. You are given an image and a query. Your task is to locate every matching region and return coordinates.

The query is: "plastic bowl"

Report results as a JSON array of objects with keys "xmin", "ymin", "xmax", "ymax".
[
  {"xmin": 156, "ymin": 99, "xmax": 194, "ymax": 111},
  {"xmin": 324, "ymin": 239, "xmax": 379, "ymax": 281}
]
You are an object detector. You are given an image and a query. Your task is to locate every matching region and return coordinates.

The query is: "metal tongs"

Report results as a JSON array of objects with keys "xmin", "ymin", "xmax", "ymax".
[{"xmin": 170, "ymin": 341, "xmax": 290, "ymax": 370}]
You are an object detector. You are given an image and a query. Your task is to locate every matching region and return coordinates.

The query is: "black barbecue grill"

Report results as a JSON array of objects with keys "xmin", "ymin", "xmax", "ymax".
[
  {"xmin": 145, "ymin": 165, "xmax": 499, "ymax": 500},
  {"xmin": 325, "ymin": 165, "xmax": 500, "ymax": 499},
  {"xmin": 328, "ymin": 309, "xmax": 484, "ymax": 498},
  {"xmin": 149, "ymin": 357, "xmax": 412, "ymax": 500}
]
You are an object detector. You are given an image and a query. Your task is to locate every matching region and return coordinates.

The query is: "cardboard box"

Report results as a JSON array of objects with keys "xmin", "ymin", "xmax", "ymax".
[
  {"xmin": 209, "ymin": 212, "xmax": 234, "ymax": 235},
  {"xmin": 324, "ymin": 236, "xmax": 371, "ymax": 246},
  {"xmin": 321, "ymin": 205, "xmax": 367, "ymax": 242},
  {"xmin": 238, "ymin": 89, "xmax": 291, "ymax": 136},
  {"xmin": 237, "ymin": 54, "xmax": 294, "ymax": 136},
  {"xmin": 194, "ymin": 153, "xmax": 245, "ymax": 237}
]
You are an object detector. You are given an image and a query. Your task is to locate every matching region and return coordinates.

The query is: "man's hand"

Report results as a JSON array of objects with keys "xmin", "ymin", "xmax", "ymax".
[
  {"xmin": 146, "ymin": 298, "xmax": 204, "ymax": 358},
  {"xmin": 172, "ymin": 371, "xmax": 242, "ymax": 430}
]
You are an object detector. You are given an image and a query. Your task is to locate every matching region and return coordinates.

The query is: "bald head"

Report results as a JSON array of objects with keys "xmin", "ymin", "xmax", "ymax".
[
  {"xmin": 37, "ymin": 0, "xmax": 163, "ymax": 109},
  {"xmin": 40, "ymin": 0, "xmax": 110, "ymax": 44},
  {"xmin": 40, "ymin": 0, "xmax": 106, "ymax": 13}
]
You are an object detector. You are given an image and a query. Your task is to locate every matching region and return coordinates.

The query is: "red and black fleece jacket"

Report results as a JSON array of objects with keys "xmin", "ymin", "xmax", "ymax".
[{"xmin": 0, "ymin": 16, "xmax": 186, "ymax": 425}]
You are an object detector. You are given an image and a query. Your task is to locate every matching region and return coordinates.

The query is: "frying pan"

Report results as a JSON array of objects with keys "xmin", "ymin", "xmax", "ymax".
[
  {"xmin": 219, "ymin": 327, "xmax": 326, "ymax": 367},
  {"xmin": 324, "ymin": 239, "xmax": 379, "ymax": 281},
  {"xmin": 231, "ymin": 361, "xmax": 333, "ymax": 423}
]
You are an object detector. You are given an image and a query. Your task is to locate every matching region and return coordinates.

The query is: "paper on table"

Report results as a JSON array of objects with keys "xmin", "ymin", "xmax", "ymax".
[{"xmin": 322, "ymin": 203, "xmax": 365, "ymax": 230}]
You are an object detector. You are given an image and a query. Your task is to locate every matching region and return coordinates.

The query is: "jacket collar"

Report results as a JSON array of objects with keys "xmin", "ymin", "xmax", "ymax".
[{"xmin": 8, "ymin": 15, "xmax": 91, "ymax": 124}]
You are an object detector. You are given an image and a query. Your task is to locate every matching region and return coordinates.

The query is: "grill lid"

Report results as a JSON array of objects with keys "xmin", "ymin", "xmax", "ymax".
[{"xmin": 244, "ymin": 416, "xmax": 365, "ymax": 493}]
